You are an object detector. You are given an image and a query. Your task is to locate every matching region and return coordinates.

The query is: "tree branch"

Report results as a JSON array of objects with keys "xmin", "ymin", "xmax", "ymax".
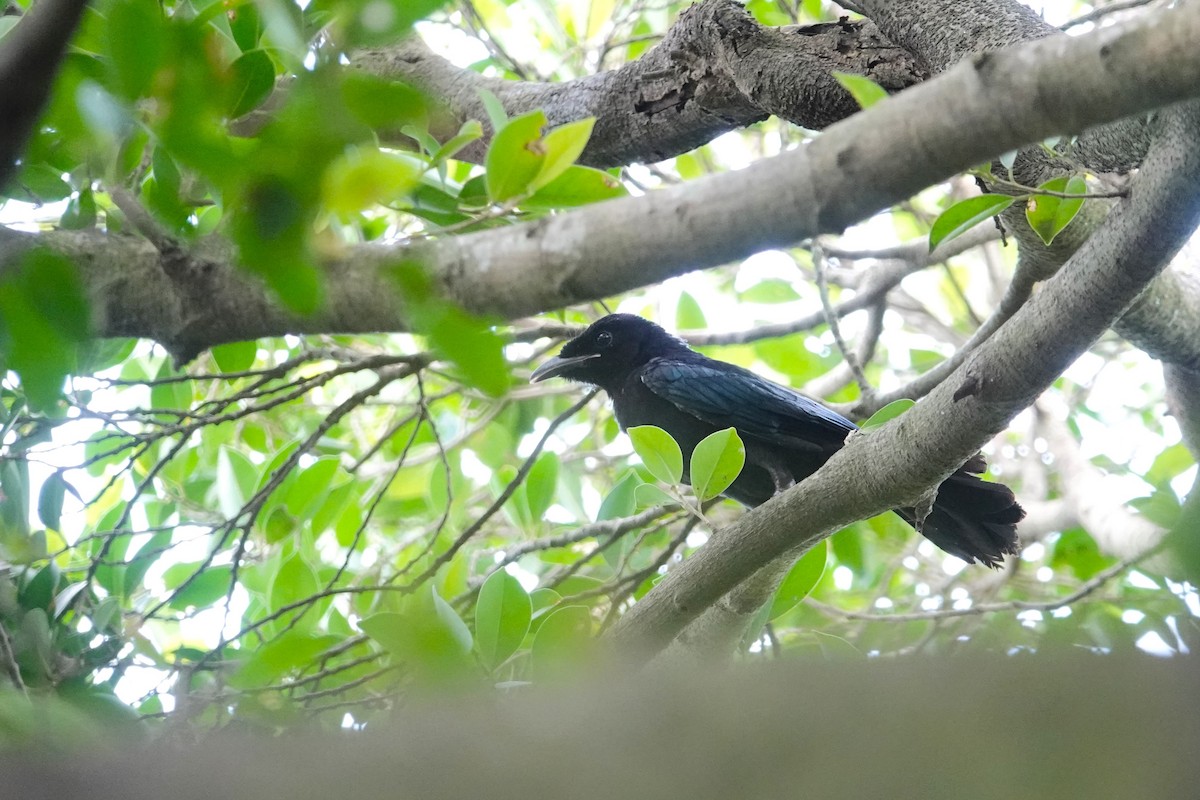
[
  {"xmin": 6, "ymin": 4, "xmax": 1195, "ymax": 362},
  {"xmin": 345, "ymin": 3, "xmax": 925, "ymax": 166},
  {"xmin": 0, "ymin": 0, "xmax": 89, "ymax": 188}
]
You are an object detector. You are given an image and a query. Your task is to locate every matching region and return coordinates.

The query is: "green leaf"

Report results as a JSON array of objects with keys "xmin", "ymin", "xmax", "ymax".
[
  {"xmin": 1145, "ymin": 443, "xmax": 1195, "ymax": 489},
  {"xmin": 360, "ymin": 586, "xmax": 472, "ymax": 676},
  {"xmin": 322, "ymin": 147, "xmax": 421, "ymax": 217},
  {"xmin": 322, "ymin": 0, "xmax": 449, "ymax": 47},
  {"xmin": 770, "ymin": 541, "xmax": 828, "ymax": 619},
  {"xmin": 1129, "ymin": 488, "xmax": 1181, "ymax": 529},
  {"xmin": 37, "ymin": 472, "xmax": 68, "ymax": 531},
  {"xmin": 20, "ymin": 562, "xmax": 60, "ymax": 611},
  {"xmin": 676, "ymin": 291, "xmax": 706, "ymax": 329},
  {"xmin": 285, "ymin": 457, "xmax": 340, "ymax": 518},
  {"xmin": 628, "ymin": 425, "xmax": 683, "ymax": 485},
  {"xmin": 211, "ymin": 340, "xmax": 257, "ymax": 373},
  {"xmin": 432, "ymin": 120, "xmax": 483, "ymax": 164},
  {"xmin": 740, "ymin": 278, "xmax": 798, "ymax": 304},
  {"xmin": 690, "ymin": 428, "xmax": 745, "ymax": 501},
  {"xmin": 597, "ymin": 469, "xmax": 641, "ymax": 521},
  {"xmin": 525, "ymin": 452, "xmax": 560, "ymax": 520},
  {"xmin": 61, "ymin": 189, "xmax": 97, "ymax": 230},
  {"xmin": 1050, "ymin": 527, "xmax": 1112, "ymax": 581},
  {"xmin": 485, "ymin": 109, "xmax": 547, "ymax": 203},
  {"xmin": 216, "ymin": 447, "xmax": 258, "ymax": 518},
  {"xmin": 393, "ymin": 262, "xmax": 510, "ymax": 396},
  {"xmin": 476, "ymin": 87, "xmax": 508, "ymax": 131},
  {"xmin": 7, "ymin": 163, "xmax": 72, "ymax": 203},
  {"xmin": 123, "ymin": 530, "xmax": 172, "ymax": 599},
  {"xmin": 228, "ymin": 49, "xmax": 276, "ymax": 118},
  {"xmin": 831, "ymin": 525, "xmax": 864, "ymax": 575},
  {"xmin": 634, "ymin": 483, "xmax": 676, "ymax": 509},
  {"xmin": 229, "ymin": 631, "xmax": 340, "ymax": 689},
  {"xmin": 230, "ymin": 1, "xmax": 263, "ymax": 51},
  {"xmin": 340, "ymin": 73, "xmax": 427, "ymax": 129},
  {"xmin": 270, "ymin": 553, "xmax": 319, "ymax": 614},
  {"xmin": 0, "ymin": 249, "xmax": 90, "ymax": 411},
  {"xmin": 860, "ymin": 398, "xmax": 914, "ymax": 430},
  {"xmin": 163, "ymin": 563, "xmax": 233, "ymax": 610},
  {"xmin": 230, "ymin": 177, "xmax": 323, "ymax": 314},
  {"xmin": 928, "ymin": 194, "xmax": 1014, "ymax": 252},
  {"xmin": 106, "ymin": 0, "xmax": 166, "ymax": 99},
  {"xmin": 474, "ymin": 570, "xmax": 531, "ymax": 670},
  {"xmin": 522, "ymin": 165, "xmax": 625, "ymax": 209},
  {"xmin": 832, "ymin": 71, "xmax": 888, "ymax": 109},
  {"xmin": 531, "ymin": 117, "xmax": 595, "ymax": 191},
  {"xmin": 531, "ymin": 604, "xmax": 593, "ymax": 679},
  {"xmin": 1026, "ymin": 175, "xmax": 1087, "ymax": 245}
]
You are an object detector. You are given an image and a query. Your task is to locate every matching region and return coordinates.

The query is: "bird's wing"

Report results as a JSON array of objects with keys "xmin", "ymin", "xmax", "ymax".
[{"xmin": 639, "ymin": 357, "xmax": 856, "ymax": 449}]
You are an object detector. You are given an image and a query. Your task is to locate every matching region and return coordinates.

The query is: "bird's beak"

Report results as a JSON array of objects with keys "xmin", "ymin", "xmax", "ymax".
[{"xmin": 530, "ymin": 353, "xmax": 601, "ymax": 382}]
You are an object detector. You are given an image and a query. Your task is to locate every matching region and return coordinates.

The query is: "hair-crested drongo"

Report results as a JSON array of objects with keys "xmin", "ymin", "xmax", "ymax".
[{"xmin": 531, "ymin": 314, "xmax": 1023, "ymax": 567}]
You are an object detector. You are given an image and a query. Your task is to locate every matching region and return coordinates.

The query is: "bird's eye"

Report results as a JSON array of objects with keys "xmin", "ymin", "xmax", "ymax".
[{"xmin": 595, "ymin": 331, "xmax": 613, "ymax": 348}]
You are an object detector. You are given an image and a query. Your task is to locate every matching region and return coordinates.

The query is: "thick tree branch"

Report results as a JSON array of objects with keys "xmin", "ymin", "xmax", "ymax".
[
  {"xmin": 348, "ymin": 3, "xmax": 925, "ymax": 166},
  {"xmin": 3, "ymin": 4, "xmax": 1198, "ymax": 363},
  {"xmin": 0, "ymin": 0, "xmax": 89, "ymax": 188},
  {"xmin": 607, "ymin": 99, "xmax": 1200, "ymax": 662}
]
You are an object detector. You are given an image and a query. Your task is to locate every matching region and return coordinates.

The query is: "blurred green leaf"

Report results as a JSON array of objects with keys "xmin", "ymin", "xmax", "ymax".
[
  {"xmin": 525, "ymin": 452, "xmax": 560, "ymax": 520},
  {"xmin": 270, "ymin": 553, "xmax": 319, "ymax": 614},
  {"xmin": 1145, "ymin": 443, "xmax": 1195, "ymax": 489},
  {"xmin": 106, "ymin": 0, "xmax": 166, "ymax": 99},
  {"xmin": 229, "ymin": 1, "xmax": 263, "ymax": 51},
  {"xmin": 598, "ymin": 469, "xmax": 641, "ymax": 521},
  {"xmin": 323, "ymin": 147, "xmax": 421, "ymax": 217},
  {"xmin": 532, "ymin": 604, "xmax": 592, "ymax": 679},
  {"xmin": 61, "ymin": 189, "xmax": 97, "ymax": 230},
  {"xmin": 228, "ymin": 49, "xmax": 276, "ymax": 118},
  {"xmin": 316, "ymin": 0, "xmax": 449, "ymax": 47},
  {"xmin": 432, "ymin": 120, "xmax": 483, "ymax": 164},
  {"xmin": 741, "ymin": 279, "xmax": 799, "ymax": 304},
  {"xmin": 211, "ymin": 341, "xmax": 258, "ymax": 372},
  {"xmin": 340, "ymin": 73, "xmax": 427, "ymax": 129},
  {"xmin": 676, "ymin": 292, "xmax": 706, "ymax": 329},
  {"xmin": 37, "ymin": 472, "xmax": 68, "ymax": 531},
  {"xmin": 832, "ymin": 71, "xmax": 888, "ymax": 109},
  {"xmin": 831, "ymin": 525, "xmax": 864, "ymax": 575},
  {"xmin": 230, "ymin": 631, "xmax": 340, "ymax": 689},
  {"xmin": 360, "ymin": 586, "xmax": 472, "ymax": 676},
  {"xmin": 0, "ymin": 249, "xmax": 90, "ymax": 411},
  {"xmin": 123, "ymin": 530, "xmax": 172, "ymax": 599},
  {"xmin": 634, "ymin": 482, "xmax": 676, "ymax": 509},
  {"xmin": 163, "ymin": 563, "xmax": 234, "ymax": 610},
  {"xmin": 393, "ymin": 262, "xmax": 509, "ymax": 396},
  {"xmin": 474, "ymin": 570, "xmax": 531, "ymax": 670}
]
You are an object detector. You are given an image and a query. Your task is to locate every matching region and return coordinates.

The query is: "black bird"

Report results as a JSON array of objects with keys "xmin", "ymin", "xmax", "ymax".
[{"xmin": 530, "ymin": 314, "xmax": 1023, "ymax": 566}]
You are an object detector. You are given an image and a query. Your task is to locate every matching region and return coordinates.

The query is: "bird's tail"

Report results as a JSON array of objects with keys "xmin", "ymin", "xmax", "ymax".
[{"xmin": 896, "ymin": 457, "xmax": 1024, "ymax": 568}]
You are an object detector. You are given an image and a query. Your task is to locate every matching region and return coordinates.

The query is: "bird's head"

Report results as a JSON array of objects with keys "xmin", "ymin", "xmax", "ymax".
[{"xmin": 530, "ymin": 314, "xmax": 689, "ymax": 392}]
